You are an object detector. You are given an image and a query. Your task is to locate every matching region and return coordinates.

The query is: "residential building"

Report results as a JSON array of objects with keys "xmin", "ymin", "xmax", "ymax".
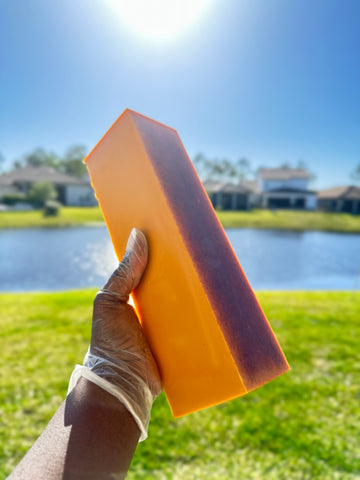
[
  {"xmin": 317, "ymin": 186, "xmax": 360, "ymax": 214},
  {"xmin": 202, "ymin": 167, "xmax": 317, "ymax": 211},
  {"xmin": 257, "ymin": 168, "xmax": 317, "ymax": 210},
  {"xmin": 0, "ymin": 166, "xmax": 97, "ymax": 206},
  {"xmin": 239, "ymin": 179, "xmax": 262, "ymax": 208},
  {"xmin": 203, "ymin": 180, "xmax": 251, "ymax": 210}
]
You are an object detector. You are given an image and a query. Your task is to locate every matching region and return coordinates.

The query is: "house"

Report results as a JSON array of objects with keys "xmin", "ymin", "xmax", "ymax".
[
  {"xmin": 317, "ymin": 186, "xmax": 360, "ymax": 214},
  {"xmin": 202, "ymin": 167, "xmax": 316, "ymax": 211},
  {"xmin": 0, "ymin": 166, "xmax": 97, "ymax": 206},
  {"xmin": 239, "ymin": 179, "xmax": 262, "ymax": 208},
  {"xmin": 257, "ymin": 168, "xmax": 317, "ymax": 210},
  {"xmin": 203, "ymin": 180, "xmax": 251, "ymax": 210}
]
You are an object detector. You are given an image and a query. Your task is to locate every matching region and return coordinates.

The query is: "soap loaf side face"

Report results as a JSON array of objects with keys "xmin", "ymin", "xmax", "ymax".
[{"xmin": 131, "ymin": 112, "xmax": 290, "ymax": 391}]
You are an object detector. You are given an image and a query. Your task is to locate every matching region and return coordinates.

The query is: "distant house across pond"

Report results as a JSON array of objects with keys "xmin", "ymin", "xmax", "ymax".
[
  {"xmin": 0, "ymin": 166, "xmax": 97, "ymax": 206},
  {"xmin": 317, "ymin": 186, "xmax": 360, "ymax": 214},
  {"xmin": 257, "ymin": 168, "xmax": 317, "ymax": 210},
  {"xmin": 203, "ymin": 180, "xmax": 252, "ymax": 210},
  {"xmin": 203, "ymin": 167, "xmax": 316, "ymax": 211},
  {"xmin": 239, "ymin": 179, "xmax": 262, "ymax": 208}
]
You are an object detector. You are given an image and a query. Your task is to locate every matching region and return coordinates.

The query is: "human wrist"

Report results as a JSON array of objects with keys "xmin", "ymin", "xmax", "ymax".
[{"xmin": 68, "ymin": 349, "xmax": 154, "ymax": 441}]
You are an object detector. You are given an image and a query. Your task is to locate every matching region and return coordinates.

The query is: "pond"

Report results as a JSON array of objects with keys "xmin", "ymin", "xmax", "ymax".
[{"xmin": 0, "ymin": 226, "xmax": 359, "ymax": 292}]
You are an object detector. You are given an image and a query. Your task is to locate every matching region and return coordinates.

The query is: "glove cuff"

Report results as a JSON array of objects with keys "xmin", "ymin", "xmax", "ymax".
[{"xmin": 67, "ymin": 350, "xmax": 153, "ymax": 442}]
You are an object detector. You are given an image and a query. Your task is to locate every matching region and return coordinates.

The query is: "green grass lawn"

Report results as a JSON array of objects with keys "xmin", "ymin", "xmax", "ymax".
[
  {"xmin": 1, "ymin": 290, "xmax": 359, "ymax": 479},
  {"xmin": 1, "ymin": 207, "xmax": 360, "ymax": 232},
  {"xmin": 216, "ymin": 209, "xmax": 360, "ymax": 232},
  {"xmin": 0, "ymin": 207, "xmax": 104, "ymax": 228}
]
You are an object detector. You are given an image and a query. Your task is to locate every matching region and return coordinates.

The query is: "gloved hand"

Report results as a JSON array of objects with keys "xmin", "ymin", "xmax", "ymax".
[{"xmin": 68, "ymin": 228, "xmax": 162, "ymax": 441}]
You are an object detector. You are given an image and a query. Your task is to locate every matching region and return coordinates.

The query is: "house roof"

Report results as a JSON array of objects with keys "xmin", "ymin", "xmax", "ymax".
[
  {"xmin": 240, "ymin": 180, "xmax": 261, "ymax": 194},
  {"xmin": 317, "ymin": 185, "xmax": 360, "ymax": 200},
  {"xmin": 202, "ymin": 180, "xmax": 250, "ymax": 194},
  {"xmin": 0, "ymin": 167, "xmax": 88, "ymax": 186},
  {"xmin": 202, "ymin": 180, "xmax": 224, "ymax": 192},
  {"xmin": 258, "ymin": 168, "xmax": 310, "ymax": 180}
]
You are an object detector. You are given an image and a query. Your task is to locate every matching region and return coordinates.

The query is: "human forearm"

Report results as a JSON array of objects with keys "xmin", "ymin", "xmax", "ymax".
[{"xmin": 8, "ymin": 377, "xmax": 140, "ymax": 480}]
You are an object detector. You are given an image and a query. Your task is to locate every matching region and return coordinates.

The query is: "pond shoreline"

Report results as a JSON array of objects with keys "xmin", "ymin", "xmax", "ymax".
[
  {"xmin": 1, "ymin": 207, "xmax": 360, "ymax": 233},
  {"xmin": 1, "ymin": 222, "xmax": 360, "ymax": 236}
]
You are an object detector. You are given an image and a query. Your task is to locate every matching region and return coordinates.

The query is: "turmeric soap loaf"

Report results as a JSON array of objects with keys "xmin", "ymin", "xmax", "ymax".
[{"xmin": 85, "ymin": 109, "xmax": 289, "ymax": 417}]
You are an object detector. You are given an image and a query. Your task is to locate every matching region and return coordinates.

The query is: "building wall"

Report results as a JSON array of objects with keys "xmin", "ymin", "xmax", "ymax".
[
  {"xmin": 318, "ymin": 198, "xmax": 360, "ymax": 214},
  {"xmin": 208, "ymin": 192, "xmax": 249, "ymax": 210},
  {"xmin": 65, "ymin": 185, "xmax": 97, "ymax": 206},
  {"xmin": 260, "ymin": 177, "xmax": 308, "ymax": 192},
  {"xmin": 263, "ymin": 192, "xmax": 317, "ymax": 210},
  {"xmin": 305, "ymin": 194, "xmax": 317, "ymax": 210},
  {"xmin": 248, "ymin": 192, "xmax": 262, "ymax": 208},
  {"xmin": 317, "ymin": 199, "xmax": 335, "ymax": 211}
]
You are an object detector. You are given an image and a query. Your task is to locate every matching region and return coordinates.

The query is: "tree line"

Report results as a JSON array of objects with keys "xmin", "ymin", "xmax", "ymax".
[
  {"xmin": 0, "ymin": 147, "xmax": 359, "ymax": 184},
  {"xmin": 192, "ymin": 154, "xmax": 320, "ymax": 184},
  {"xmin": 0, "ymin": 145, "xmax": 88, "ymax": 178},
  {"xmin": 193, "ymin": 154, "xmax": 253, "ymax": 183},
  {"xmin": 193, "ymin": 155, "xmax": 359, "ymax": 185}
]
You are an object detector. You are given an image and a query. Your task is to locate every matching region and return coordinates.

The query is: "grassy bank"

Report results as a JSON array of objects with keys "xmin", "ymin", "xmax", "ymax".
[
  {"xmin": 0, "ymin": 207, "xmax": 360, "ymax": 232},
  {"xmin": 216, "ymin": 209, "xmax": 360, "ymax": 232},
  {"xmin": 1, "ymin": 290, "xmax": 359, "ymax": 479},
  {"xmin": 0, "ymin": 207, "xmax": 104, "ymax": 228}
]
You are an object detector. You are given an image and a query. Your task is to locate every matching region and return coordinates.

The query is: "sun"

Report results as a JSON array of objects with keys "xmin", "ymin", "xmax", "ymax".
[{"xmin": 110, "ymin": 0, "xmax": 211, "ymax": 41}]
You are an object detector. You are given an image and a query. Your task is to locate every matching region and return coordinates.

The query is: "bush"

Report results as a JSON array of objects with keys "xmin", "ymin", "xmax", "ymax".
[
  {"xmin": 1, "ymin": 193, "xmax": 26, "ymax": 205},
  {"xmin": 43, "ymin": 200, "xmax": 61, "ymax": 217},
  {"xmin": 28, "ymin": 182, "xmax": 57, "ymax": 208}
]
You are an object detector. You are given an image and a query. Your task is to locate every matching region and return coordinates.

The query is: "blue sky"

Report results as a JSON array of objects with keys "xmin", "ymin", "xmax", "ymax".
[{"xmin": 1, "ymin": 0, "xmax": 359, "ymax": 189}]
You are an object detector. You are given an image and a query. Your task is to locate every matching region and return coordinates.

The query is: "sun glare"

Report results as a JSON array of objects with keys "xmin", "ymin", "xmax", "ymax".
[{"xmin": 110, "ymin": 0, "xmax": 211, "ymax": 41}]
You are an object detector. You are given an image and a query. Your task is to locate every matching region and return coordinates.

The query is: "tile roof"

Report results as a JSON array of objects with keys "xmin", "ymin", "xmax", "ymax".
[
  {"xmin": 202, "ymin": 180, "xmax": 225, "ymax": 192},
  {"xmin": 202, "ymin": 180, "xmax": 250, "ymax": 194},
  {"xmin": 0, "ymin": 167, "xmax": 88, "ymax": 186},
  {"xmin": 317, "ymin": 185, "xmax": 360, "ymax": 200},
  {"xmin": 240, "ymin": 180, "xmax": 261, "ymax": 194}
]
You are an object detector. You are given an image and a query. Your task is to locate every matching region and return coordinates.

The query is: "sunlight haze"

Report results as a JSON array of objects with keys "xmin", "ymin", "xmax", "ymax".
[
  {"xmin": 109, "ymin": 0, "xmax": 213, "ymax": 41},
  {"xmin": 0, "ymin": 0, "xmax": 359, "ymax": 189}
]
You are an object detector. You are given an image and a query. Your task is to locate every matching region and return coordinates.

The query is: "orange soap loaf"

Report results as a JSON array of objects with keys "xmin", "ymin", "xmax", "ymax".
[{"xmin": 85, "ymin": 109, "xmax": 289, "ymax": 417}]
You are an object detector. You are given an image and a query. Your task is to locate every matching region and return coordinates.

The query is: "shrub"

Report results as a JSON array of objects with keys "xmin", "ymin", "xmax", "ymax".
[
  {"xmin": 1, "ymin": 193, "xmax": 26, "ymax": 205},
  {"xmin": 43, "ymin": 200, "xmax": 61, "ymax": 217},
  {"xmin": 28, "ymin": 182, "xmax": 57, "ymax": 208}
]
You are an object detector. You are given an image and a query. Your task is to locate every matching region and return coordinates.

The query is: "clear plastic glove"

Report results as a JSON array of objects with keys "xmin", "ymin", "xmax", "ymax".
[{"xmin": 68, "ymin": 228, "xmax": 162, "ymax": 441}]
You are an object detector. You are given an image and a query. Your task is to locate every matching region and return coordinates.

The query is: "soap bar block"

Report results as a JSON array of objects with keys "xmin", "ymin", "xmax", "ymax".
[{"xmin": 85, "ymin": 109, "xmax": 289, "ymax": 417}]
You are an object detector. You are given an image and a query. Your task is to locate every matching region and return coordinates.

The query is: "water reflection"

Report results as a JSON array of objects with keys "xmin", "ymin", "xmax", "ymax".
[
  {"xmin": 0, "ymin": 226, "xmax": 359, "ymax": 291},
  {"xmin": 230, "ymin": 229, "xmax": 360, "ymax": 290},
  {"xmin": 0, "ymin": 227, "xmax": 117, "ymax": 292}
]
